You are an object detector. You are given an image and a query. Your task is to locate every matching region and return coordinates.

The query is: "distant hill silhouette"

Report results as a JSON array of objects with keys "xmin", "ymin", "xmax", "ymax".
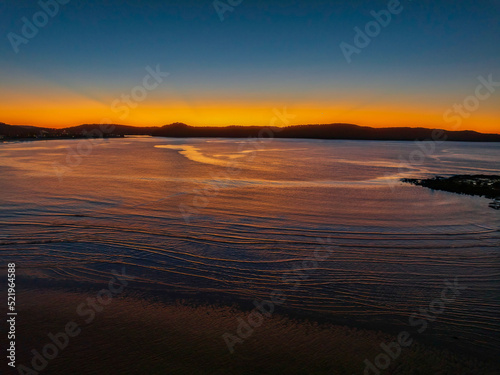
[
  {"xmin": 65, "ymin": 124, "xmax": 158, "ymax": 135},
  {"xmin": 153, "ymin": 123, "xmax": 500, "ymax": 141},
  {"xmin": 1, "ymin": 122, "xmax": 500, "ymax": 142},
  {"xmin": 0, "ymin": 123, "xmax": 54, "ymax": 138}
]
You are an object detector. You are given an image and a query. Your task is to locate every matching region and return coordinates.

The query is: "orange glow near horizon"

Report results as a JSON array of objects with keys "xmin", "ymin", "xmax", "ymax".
[{"xmin": 1, "ymin": 98, "xmax": 498, "ymax": 133}]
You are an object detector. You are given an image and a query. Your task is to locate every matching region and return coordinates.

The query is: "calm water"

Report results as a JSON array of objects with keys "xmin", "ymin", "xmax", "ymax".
[{"xmin": 1, "ymin": 137, "xmax": 499, "ymax": 360}]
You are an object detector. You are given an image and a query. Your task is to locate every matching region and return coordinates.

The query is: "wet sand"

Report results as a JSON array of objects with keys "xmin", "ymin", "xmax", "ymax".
[{"xmin": 9, "ymin": 288, "xmax": 498, "ymax": 375}]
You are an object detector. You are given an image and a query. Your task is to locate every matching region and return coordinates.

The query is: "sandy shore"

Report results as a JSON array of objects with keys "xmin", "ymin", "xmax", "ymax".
[{"xmin": 7, "ymin": 288, "xmax": 498, "ymax": 375}]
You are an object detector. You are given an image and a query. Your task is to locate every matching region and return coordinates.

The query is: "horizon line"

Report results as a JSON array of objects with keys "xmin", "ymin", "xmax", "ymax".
[{"xmin": 2, "ymin": 121, "xmax": 500, "ymax": 135}]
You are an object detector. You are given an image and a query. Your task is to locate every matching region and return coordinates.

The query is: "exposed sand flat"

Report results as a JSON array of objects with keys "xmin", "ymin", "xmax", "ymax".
[{"xmin": 11, "ymin": 289, "xmax": 498, "ymax": 375}]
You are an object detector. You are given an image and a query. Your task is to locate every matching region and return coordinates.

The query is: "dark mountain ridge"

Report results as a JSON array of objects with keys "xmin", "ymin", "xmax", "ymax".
[{"xmin": 1, "ymin": 122, "xmax": 499, "ymax": 142}]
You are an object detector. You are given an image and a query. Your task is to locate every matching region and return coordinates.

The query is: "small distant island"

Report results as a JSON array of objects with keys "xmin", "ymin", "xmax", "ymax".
[
  {"xmin": 402, "ymin": 175, "xmax": 500, "ymax": 209},
  {"xmin": 2, "ymin": 122, "xmax": 500, "ymax": 142}
]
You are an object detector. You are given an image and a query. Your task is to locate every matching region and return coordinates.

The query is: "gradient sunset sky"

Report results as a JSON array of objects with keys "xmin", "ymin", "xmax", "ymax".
[{"xmin": 1, "ymin": 0, "xmax": 499, "ymax": 132}]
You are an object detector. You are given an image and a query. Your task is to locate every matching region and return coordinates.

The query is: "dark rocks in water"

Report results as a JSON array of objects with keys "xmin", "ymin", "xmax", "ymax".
[
  {"xmin": 402, "ymin": 175, "xmax": 500, "ymax": 204},
  {"xmin": 489, "ymin": 199, "xmax": 500, "ymax": 210}
]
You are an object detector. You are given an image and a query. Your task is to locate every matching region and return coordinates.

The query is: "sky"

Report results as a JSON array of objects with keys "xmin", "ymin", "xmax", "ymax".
[{"xmin": 0, "ymin": 0, "xmax": 499, "ymax": 132}]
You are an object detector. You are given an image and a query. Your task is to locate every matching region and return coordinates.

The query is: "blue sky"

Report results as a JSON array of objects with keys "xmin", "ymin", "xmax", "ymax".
[{"xmin": 1, "ymin": 0, "xmax": 499, "ymax": 130}]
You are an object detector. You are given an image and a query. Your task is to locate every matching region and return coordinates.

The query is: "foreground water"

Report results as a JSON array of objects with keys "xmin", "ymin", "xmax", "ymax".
[{"xmin": 1, "ymin": 137, "xmax": 499, "ymax": 369}]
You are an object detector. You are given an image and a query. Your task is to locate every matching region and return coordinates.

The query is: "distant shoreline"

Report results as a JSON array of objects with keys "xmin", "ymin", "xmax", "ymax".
[
  {"xmin": 1, "ymin": 135, "xmax": 125, "ymax": 143},
  {"xmin": 2, "ymin": 122, "xmax": 500, "ymax": 142},
  {"xmin": 5, "ymin": 136, "xmax": 500, "ymax": 146}
]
